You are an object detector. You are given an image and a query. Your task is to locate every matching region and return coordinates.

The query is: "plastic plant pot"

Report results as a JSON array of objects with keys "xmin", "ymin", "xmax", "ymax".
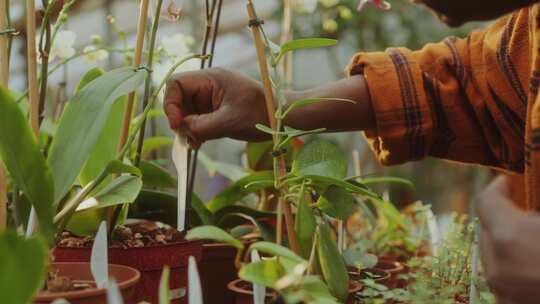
[
  {"xmin": 53, "ymin": 240, "xmax": 202, "ymax": 304},
  {"xmin": 200, "ymin": 243, "xmax": 238, "ymax": 304},
  {"xmin": 375, "ymin": 259, "xmax": 405, "ymax": 289},
  {"xmin": 34, "ymin": 262, "xmax": 140, "ymax": 304},
  {"xmin": 227, "ymin": 279, "xmax": 363, "ymax": 304}
]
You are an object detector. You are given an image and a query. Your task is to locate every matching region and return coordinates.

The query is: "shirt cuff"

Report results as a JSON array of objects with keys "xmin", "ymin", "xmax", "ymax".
[{"xmin": 347, "ymin": 48, "xmax": 434, "ymax": 166}]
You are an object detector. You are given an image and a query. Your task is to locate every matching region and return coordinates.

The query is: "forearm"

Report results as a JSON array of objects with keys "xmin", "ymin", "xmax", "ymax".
[{"xmin": 284, "ymin": 75, "xmax": 375, "ymax": 133}]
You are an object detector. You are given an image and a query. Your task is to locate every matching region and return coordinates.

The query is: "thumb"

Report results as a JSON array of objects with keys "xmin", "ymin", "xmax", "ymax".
[{"xmin": 184, "ymin": 109, "xmax": 228, "ymax": 143}]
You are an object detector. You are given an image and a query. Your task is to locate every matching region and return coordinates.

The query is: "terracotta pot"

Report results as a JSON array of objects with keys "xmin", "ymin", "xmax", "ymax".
[
  {"xmin": 34, "ymin": 263, "xmax": 140, "ymax": 304},
  {"xmin": 227, "ymin": 279, "xmax": 362, "ymax": 304},
  {"xmin": 200, "ymin": 243, "xmax": 238, "ymax": 304},
  {"xmin": 53, "ymin": 240, "xmax": 202, "ymax": 304},
  {"xmin": 375, "ymin": 259, "xmax": 405, "ymax": 289}
]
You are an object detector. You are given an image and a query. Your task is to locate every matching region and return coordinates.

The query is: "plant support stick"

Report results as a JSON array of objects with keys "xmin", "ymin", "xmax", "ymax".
[
  {"xmin": 118, "ymin": 0, "xmax": 149, "ymax": 151},
  {"xmin": 246, "ymin": 0, "xmax": 300, "ymax": 254},
  {"xmin": 0, "ymin": 0, "xmax": 9, "ymax": 232}
]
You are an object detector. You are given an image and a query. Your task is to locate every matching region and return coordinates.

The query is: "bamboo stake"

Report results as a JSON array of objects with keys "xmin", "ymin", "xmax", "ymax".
[
  {"xmin": 0, "ymin": 0, "xmax": 9, "ymax": 232},
  {"xmin": 117, "ymin": 0, "xmax": 150, "ymax": 151},
  {"xmin": 24, "ymin": 0, "xmax": 39, "ymax": 236},
  {"xmin": 247, "ymin": 0, "xmax": 300, "ymax": 254}
]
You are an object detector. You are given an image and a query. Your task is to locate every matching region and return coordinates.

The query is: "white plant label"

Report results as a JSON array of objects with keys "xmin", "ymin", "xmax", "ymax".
[
  {"xmin": 425, "ymin": 207, "xmax": 440, "ymax": 257},
  {"xmin": 106, "ymin": 279, "xmax": 124, "ymax": 304},
  {"xmin": 25, "ymin": 207, "xmax": 37, "ymax": 238},
  {"xmin": 252, "ymin": 250, "xmax": 266, "ymax": 304},
  {"xmin": 188, "ymin": 256, "xmax": 203, "ymax": 304},
  {"xmin": 91, "ymin": 221, "xmax": 109, "ymax": 289},
  {"xmin": 172, "ymin": 134, "xmax": 189, "ymax": 232}
]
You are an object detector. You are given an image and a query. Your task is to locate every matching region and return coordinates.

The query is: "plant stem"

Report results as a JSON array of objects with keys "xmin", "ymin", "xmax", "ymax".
[
  {"xmin": 134, "ymin": 0, "xmax": 163, "ymax": 166},
  {"xmin": 246, "ymin": 0, "xmax": 300, "ymax": 254},
  {"xmin": 38, "ymin": 0, "xmax": 52, "ymax": 126},
  {"xmin": 117, "ymin": 0, "xmax": 150, "ymax": 152},
  {"xmin": 186, "ymin": 0, "xmax": 224, "ymax": 230},
  {"xmin": 26, "ymin": 0, "xmax": 39, "ymax": 135},
  {"xmin": 280, "ymin": 0, "xmax": 293, "ymax": 89}
]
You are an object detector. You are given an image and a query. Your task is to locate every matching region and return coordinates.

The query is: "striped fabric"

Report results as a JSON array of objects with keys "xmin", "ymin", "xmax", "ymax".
[{"xmin": 348, "ymin": 5, "xmax": 540, "ymax": 210}]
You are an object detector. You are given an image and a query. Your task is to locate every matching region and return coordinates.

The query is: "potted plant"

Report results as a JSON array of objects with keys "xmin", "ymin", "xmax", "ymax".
[{"xmin": 0, "ymin": 1, "xmax": 206, "ymax": 303}]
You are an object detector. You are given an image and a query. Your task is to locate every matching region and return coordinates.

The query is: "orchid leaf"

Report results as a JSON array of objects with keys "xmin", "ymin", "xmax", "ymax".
[
  {"xmin": 293, "ymin": 139, "xmax": 347, "ymax": 179},
  {"xmin": 317, "ymin": 223, "xmax": 349, "ymax": 302},
  {"xmin": 48, "ymin": 67, "xmax": 146, "ymax": 204},
  {"xmin": 186, "ymin": 226, "xmax": 244, "ymax": 250},
  {"xmin": 239, "ymin": 259, "xmax": 285, "ymax": 288},
  {"xmin": 275, "ymin": 38, "xmax": 338, "ymax": 65}
]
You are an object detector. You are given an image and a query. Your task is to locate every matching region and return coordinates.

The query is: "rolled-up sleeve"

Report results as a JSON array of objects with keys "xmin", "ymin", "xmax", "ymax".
[{"xmin": 347, "ymin": 8, "xmax": 531, "ymax": 173}]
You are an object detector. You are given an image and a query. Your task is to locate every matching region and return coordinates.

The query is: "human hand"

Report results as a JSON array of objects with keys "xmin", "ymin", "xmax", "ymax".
[
  {"xmin": 164, "ymin": 68, "xmax": 270, "ymax": 147},
  {"xmin": 477, "ymin": 175, "xmax": 540, "ymax": 304}
]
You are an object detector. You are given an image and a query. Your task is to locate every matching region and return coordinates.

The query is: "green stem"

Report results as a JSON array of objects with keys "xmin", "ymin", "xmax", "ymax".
[
  {"xmin": 134, "ymin": 0, "xmax": 163, "ymax": 166},
  {"xmin": 37, "ymin": 0, "xmax": 52, "ymax": 125}
]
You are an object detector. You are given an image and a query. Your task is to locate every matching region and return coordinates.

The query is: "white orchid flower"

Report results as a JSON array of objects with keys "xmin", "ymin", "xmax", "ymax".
[
  {"xmin": 37, "ymin": 30, "xmax": 77, "ymax": 63},
  {"xmin": 151, "ymin": 0, "xmax": 183, "ymax": 22},
  {"xmin": 83, "ymin": 45, "xmax": 109, "ymax": 64}
]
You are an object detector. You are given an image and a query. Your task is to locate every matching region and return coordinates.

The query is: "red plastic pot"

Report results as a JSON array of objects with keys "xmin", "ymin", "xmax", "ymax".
[
  {"xmin": 53, "ymin": 240, "xmax": 202, "ymax": 304},
  {"xmin": 227, "ymin": 279, "xmax": 362, "ymax": 304},
  {"xmin": 34, "ymin": 262, "xmax": 140, "ymax": 304},
  {"xmin": 200, "ymin": 243, "xmax": 238, "ymax": 304}
]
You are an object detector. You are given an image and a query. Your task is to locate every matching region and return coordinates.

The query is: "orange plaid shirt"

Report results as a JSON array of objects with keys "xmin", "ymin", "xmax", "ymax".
[{"xmin": 348, "ymin": 5, "xmax": 540, "ymax": 210}]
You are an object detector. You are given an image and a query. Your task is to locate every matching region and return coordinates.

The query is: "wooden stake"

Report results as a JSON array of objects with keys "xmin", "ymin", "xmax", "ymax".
[
  {"xmin": 0, "ymin": 0, "xmax": 9, "ymax": 232},
  {"xmin": 24, "ymin": 0, "xmax": 39, "ymax": 236},
  {"xmin": 117, "ymin": 0, "xmax": 150, "ymax": 151},
  {"xmin": 247, "ymin": 0, "xmax": 300, "ymax": 254}
]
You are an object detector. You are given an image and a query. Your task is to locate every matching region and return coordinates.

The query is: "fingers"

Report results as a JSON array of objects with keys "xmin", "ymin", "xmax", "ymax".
[
  {"xmin": 163, "ymin": 71, "xmax": 215, "ymax": 131},
  {"xmin": 184, "ymin": 110, "xmax": 228, "ymax": 143}
]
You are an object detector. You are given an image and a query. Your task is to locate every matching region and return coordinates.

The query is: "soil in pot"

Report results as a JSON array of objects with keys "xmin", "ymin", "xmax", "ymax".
[
  {"xmin": 53, "ymin": 221, "xmax": 203, "ymax": 304},
  {"xmin": 34, "ymin": 262, "xmax": 140, "ymax": 304},
  {"xmin": 227, "ymin": 279, "xmax": 362, "ymax": 304},
  {"xmin": 200, "ymin": 243, "xmax": 238, "ymax": 304}
]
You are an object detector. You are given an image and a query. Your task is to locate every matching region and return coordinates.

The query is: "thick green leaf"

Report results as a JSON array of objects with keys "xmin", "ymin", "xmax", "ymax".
[
  {"xmin": 159, "ymin": 266, "xmax": 171, "ymax": 304},
  {"xmin": 48, "ymin": 67, "xmax": 146, "ymax": 204},
  {"xmin": 239, "ymin": 259, "xmax": 285, "ymax": 288},
  {"xmin": 317, "ymin": 186, "xmax": 356, "ymax": 220},
  {"xmin": 75, "ymin": 67, "xmax": 105, "ymax": 93},
  {"xmin": 140, "ymin": 160, "xmax": 176, "ymax": 189},
  {"xmin": 293, "ymin": 140, "xmax": 347, "ymax": 179},
  {"xmin": 249, "ymin": 242, "xmax": 305, "ymax": 264},
  {"xmin": 191, "ymin": 193, "xmax": 214, "ymax": 226},
  {"xmin": 79, "ymin": 97, "xmax": 126, "ymax": 187},
  {"xmin": 300, "ymin": 276, "xmax": 339, "ymax": 303},
  {"xmin": 0, "ymin": 232, "xmax": 48, "ymax": 304},
  {"xmin": 317, "ymin": 223, "xmax": 349, "ymax": 302},
  {"xmin": 295, "ymin": 197, "xmax": 317, "ymax": 259},
  {"xmin": 104, "ymin": 160, "xmax": 142, "ymax": 177},
  {"xmin": 0, "ymin": 86, "xmax": 55, "ymax": 240},
  {"xmin": 66, "ymin": 176, "xmax": 142, "ymax": 235},
  {"xmin": 186, "ymin": 226, "xmax": 244, "ymax": 250},
  {"xmin": 141, "ymin": 136, "xmax": 172, "ymax": 158},
  {"xmin": 276, "ymin": 38, "xmax": 337, "ymax": 65},
  {"xmin": 207, "ymin": 171, "xmax": 274, "ymax": 212},
  {"xmin": 92, "ymin": 176, "xmax": 143, "ymax": 209},
  {"xmin": 301, "ymin": 175, "xmax": 380, "ymax": 199},
  {"xmin": 356, "ymin": 176, "xmax": 414, "ymax": 189}
]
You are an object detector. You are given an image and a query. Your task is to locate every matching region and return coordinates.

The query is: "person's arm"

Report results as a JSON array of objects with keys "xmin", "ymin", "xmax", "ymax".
[
  {"xmin": 415, "ymin": 0, "xmax": 537, "ymax": 26},
  {"xmin": 339, "ymin": 8, "xmax": 531, "ymax": 171},
  {"xmin": 165, "ymin": 8, "xmax": 531, "ymax": 171}
]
